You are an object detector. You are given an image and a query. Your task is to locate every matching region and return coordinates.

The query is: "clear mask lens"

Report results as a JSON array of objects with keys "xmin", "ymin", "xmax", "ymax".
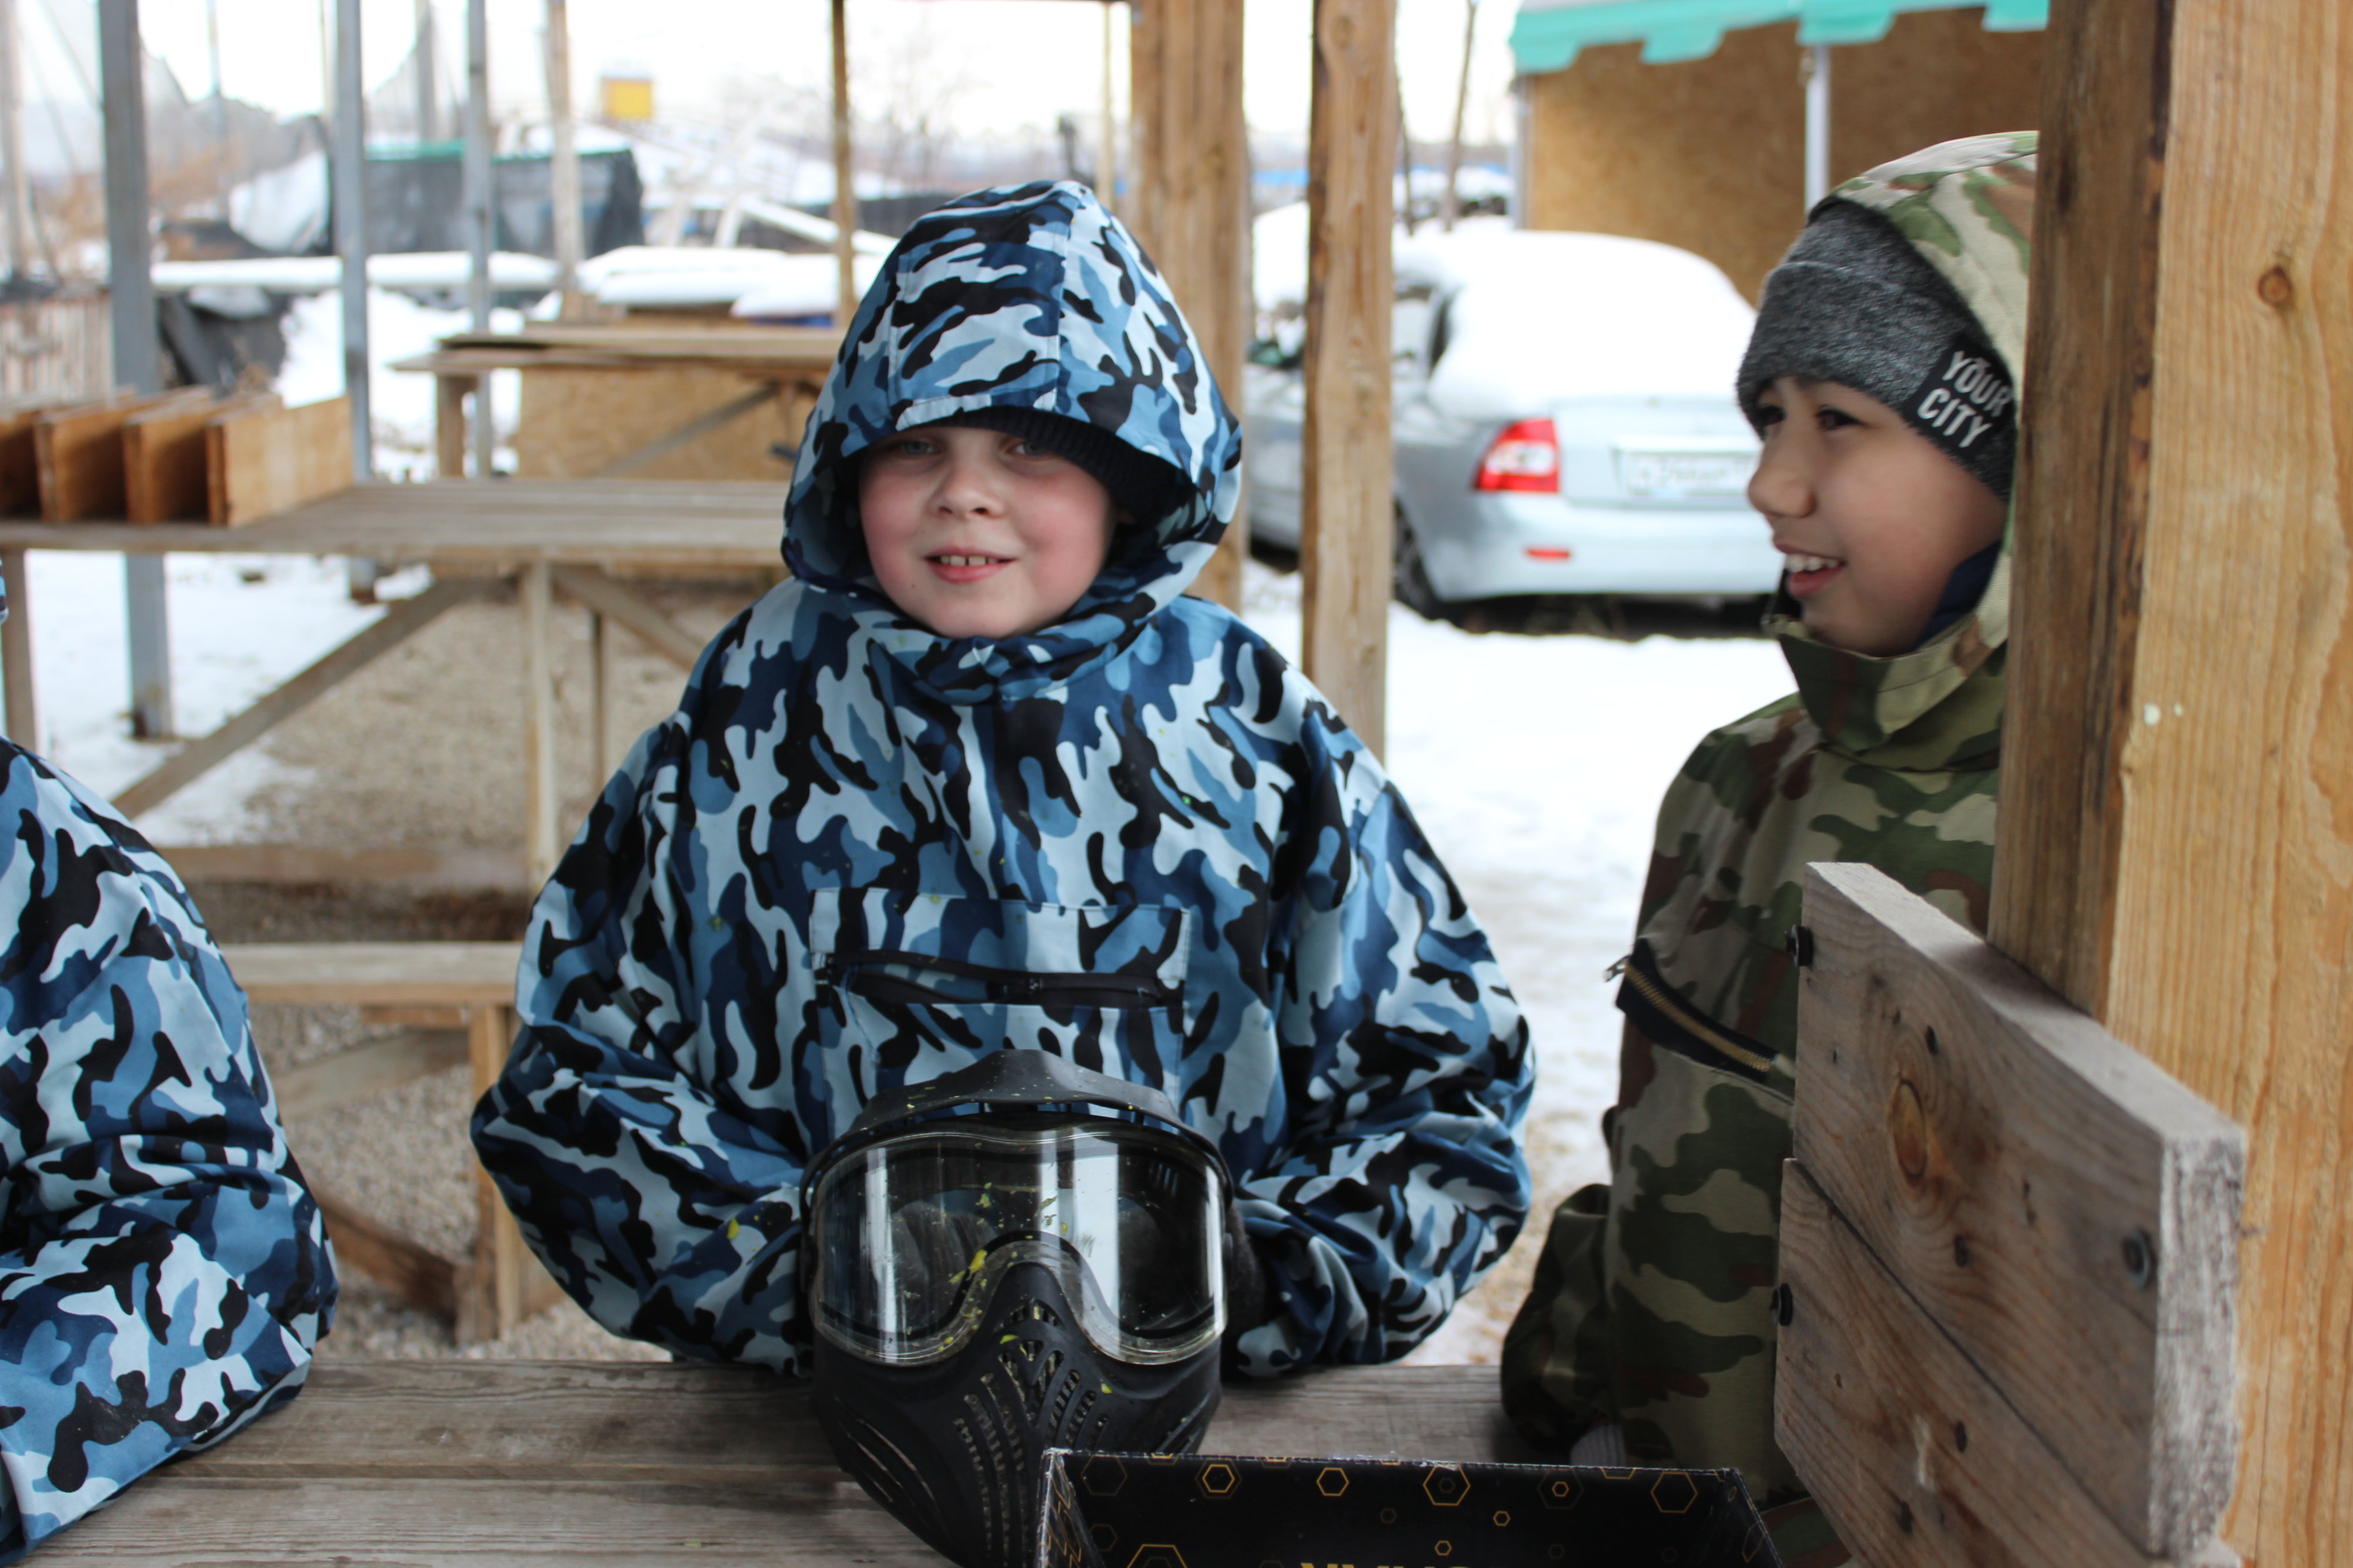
[{"xmin": 809, "ymin": 1117, "xmax": 1225, "ymax": 1367}]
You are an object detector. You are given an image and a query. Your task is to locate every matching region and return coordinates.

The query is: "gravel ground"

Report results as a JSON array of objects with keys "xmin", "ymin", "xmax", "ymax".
[{"xmin": 196, "ymin": 575, "xmax": 760, "ymax": 1364}]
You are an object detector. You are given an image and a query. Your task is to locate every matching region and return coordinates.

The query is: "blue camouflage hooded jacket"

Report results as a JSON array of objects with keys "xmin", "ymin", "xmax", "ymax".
[
  {"xmin": 471, "ymin": 181, "xmax": 1532, "ymax": 1375},
  {"xmin": 0, "ymin": 571, "xmax": 334, "ymax": 1559}
]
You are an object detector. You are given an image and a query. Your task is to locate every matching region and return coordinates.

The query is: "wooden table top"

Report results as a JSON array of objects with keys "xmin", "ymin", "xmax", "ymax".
[
  {"xmin": 392, "ymin": 324, "xmax": 844, "ymax": 378},
  {"xmin": 0, "ymin": 481, "xmax": 789, "ymax": 571},
  {"xmin": 39, "ymin": 1360, "xmax": 1532, "ymax": 1566}
]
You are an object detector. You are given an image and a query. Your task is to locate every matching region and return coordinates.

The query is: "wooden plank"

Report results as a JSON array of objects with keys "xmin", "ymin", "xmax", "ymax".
[
  {"xmin": 25, "ymin": 1362, "xmax": 1538, "ymax": 1565},
  {"xmin": 203, "ymin": 1362, "xmax": 1529, "ymax": 1481},
  {"xmin": 359, "ymin": 1003, "xmax": 470, "ymax": 1029},
  {"xmin": 112, "ymin": 576, "xmax": 496, "ymax": 819},
  {"xmin": 829, "ymin": 0, "xmax": 858, "ymax": 328},
  {"xmin": 0, "ymin": 395, "xmax": 83, "ymax": 515},
  {"xmin": 0, "ymin": 479, "xmax": 789, "ymax": 571},
  {"xmin": 206, "ymin": 395, "xmax": 355, "ymax": 526},
  {"xmin": 225, "ymin": 942, "xmax": 522, "ymax": 1008},
  {"xmin": 520, "ymin": 562, "xmax": 561, "ymax": 888},
  {"xmin": 270, "ymin": 1028, "xmax": 468, "ymax": 1120},
  {"xmin": 435, "ymin": 372, "xmax": 475, "ymax": 481},
  {"xmin": 1791, "ymin": 863, "xmax": 2242, "ymax": 1556},
  {"xmin": 461, "ymin": 1003, "xmax": 566, "ymax": 1342},
  {"xmin": 314, "ymin": 1188, "xmax": 458, "ymax": 1320},
  {"xmin": 156, "ymin": 841, "xmax": 529, "ymax": 892},
  {"xmin": 123, "ymin": 390, "xmax": 277, "ymax": 523},
  {"xmin": 34, "ymin": 389, "xmax": 201, "ymax": 521},
  {"xmin": 591, "ymin": 382, "xmax": 776, "ymax": 479},
  {"xmin": 550, "ymin": 563, "xmax": 704, "ymax": 671},
  {"xmin": 1778, "ymin": 1160, "xmax": 2225, "ymax": 1568},
  {"xmin": 1989, "ymin": 4, "xmax": 2353, "ymax": 1560},
  {"xmin": 1127, "ymin": 0, "xmax": 1249, "ymax": 611},
  {"xmin": 1298, "ymin": 0, "xmax": 1395, "ymax": 757},
  {"xmin": 0, "ymin": 545, "xmax": 32, "ymax": 747}
]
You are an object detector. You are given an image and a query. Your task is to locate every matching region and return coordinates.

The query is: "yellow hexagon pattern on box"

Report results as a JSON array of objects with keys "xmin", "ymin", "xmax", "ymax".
[
  {"xmin": 1539, "ymin": 1474, "xmax": 1582, "ymax": 1512},
  {"xmin": 1421, "ymin": 1463, "xmax": 1470, "ymax": 1507},
  {"xmin": 1081, "ymin": 1456, "xmax": 1129, "ymax": 1497},
  {"xmin": 1649, "ymin": 1471, "xmax": 1698, "ymax": 1515},
  {"xmin": 1316, "ymin": 1466, "xmax": 1349, "ymax": 1498},
  {"xmin": 1126, "ymin": 1545, "xmax": 1187, "ymax": 1568},
  {"xmin": 1197, "ymin": 1462, "xmax": 1239, "ymax": 1498}
]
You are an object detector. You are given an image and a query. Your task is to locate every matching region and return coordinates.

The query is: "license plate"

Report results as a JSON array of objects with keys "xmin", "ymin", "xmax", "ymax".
[{"xmin": 1615, "ymin": 446, "xmax": 1755, "ymax": 498}]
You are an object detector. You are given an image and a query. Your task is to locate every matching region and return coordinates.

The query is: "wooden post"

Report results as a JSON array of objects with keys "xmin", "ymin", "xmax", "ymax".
[
  {"xmin": 520, "ymin": 561, "xmax": 559, "ymax": 889},
  {"xmin": 829, "ymin": 0, "xmax": 858, "ymax": 330},
  {"xmin": 1298, "ymin": 0, "xmax": 1395, "ymax": 756},
  {"xmin": 1127, "ymin": 0, "xmax": 1250, "ymax": 612},
  {"xmin": 435, "ymin": 372, "xmax": 475, "ymax": 479},
  {"xmin": 1, "ymin": 546, "xmax": 33, "ymax": 748},
  {"xmin": 462, "ymin": 1002, "xmax": 522, "ymax": 1343},
  {"xmin": 544, "ymin": 0, "xmax": 584, "ymax": 313},
  {"xmin": 1989, "ymin": 2, "xmax": 2353, "ymax": 1560}
]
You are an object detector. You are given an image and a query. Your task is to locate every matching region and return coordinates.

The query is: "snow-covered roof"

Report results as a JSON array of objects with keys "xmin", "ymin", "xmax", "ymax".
[
  {"xmin": 1510, "ymin": 0, "xmax": 2045, "ymax": 72},
  {"xmin": 151, "ymin": 252, "xmax": 561, "ymax": 295}
]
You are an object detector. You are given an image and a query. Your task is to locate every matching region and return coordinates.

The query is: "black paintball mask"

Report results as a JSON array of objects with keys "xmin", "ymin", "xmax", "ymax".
[{"xmin": 802, "ymin": 1052, "xmax": 1234, "ymax": 1568}]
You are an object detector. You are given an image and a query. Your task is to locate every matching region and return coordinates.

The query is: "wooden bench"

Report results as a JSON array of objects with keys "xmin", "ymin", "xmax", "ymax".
[{"xmin": 225, "ymin": 941, "xmax": 566, "ymax": 1344}]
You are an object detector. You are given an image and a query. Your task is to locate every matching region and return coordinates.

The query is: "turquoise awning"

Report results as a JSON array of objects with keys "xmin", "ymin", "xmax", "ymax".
[{"xmin": 1511, "ymin": 0, "xmax": 2047, "ymax": 74}]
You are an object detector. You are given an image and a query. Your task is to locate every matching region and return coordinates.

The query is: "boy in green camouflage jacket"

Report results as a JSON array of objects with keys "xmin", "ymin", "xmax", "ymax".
[{"xmin": 1500, "ymin": 134, "xmax": 2037, "ymax": 1566}]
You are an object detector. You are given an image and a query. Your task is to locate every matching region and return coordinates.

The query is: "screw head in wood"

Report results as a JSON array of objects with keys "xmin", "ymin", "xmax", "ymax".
[
  {"xmin": 1785, "ymin": 924, "xmax": 1815, "ymax": 969},
  {"xmin": 2123, "ymin": 1229, "xmax": 2157, "ymax": 1289},
  {"xmin": 1952, "ymin": 1233, "xmax": 1971, "ymax": 1267},
  {"xmin": 1769, "ymin": 1282, "xmax": 1794, "ymax": 1327}
]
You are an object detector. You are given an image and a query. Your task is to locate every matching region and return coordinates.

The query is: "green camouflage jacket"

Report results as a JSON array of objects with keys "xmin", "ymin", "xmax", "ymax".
[{"xmin": 1502, "ymin": 134, "xmax": 2036, "ymax": 1564}]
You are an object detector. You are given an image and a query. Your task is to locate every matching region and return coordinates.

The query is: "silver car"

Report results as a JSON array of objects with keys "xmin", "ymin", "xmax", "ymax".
[{"xmin": 1245, "ymin": 228, "xmax": 1782, "ymax": 614}]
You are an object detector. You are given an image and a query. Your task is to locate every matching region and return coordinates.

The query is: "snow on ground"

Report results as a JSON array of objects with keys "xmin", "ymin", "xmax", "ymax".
[
  {"xmin": 1238, "ymin": 566, "xmax": 1789, "ymax": 1212},
  {"xmin": 21, "ymin": 552, "xmax": 416, "ymax": 843}
]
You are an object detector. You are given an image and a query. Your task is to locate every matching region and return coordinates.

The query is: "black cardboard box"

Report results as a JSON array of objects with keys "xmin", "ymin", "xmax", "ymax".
[{"xmin": 1036, "ymin": 1450, "xmax": 1781, "ymax": 1568}]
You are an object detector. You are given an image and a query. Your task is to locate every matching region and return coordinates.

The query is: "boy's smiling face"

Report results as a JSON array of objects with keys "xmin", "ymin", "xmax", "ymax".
[
  {"xmin": 858, "ymin": 423, "xmax": 1117, "ymax": 639},
  {"xmin": 1748, "ymin": 376, "xmax": 2008, "ymax": 656}
]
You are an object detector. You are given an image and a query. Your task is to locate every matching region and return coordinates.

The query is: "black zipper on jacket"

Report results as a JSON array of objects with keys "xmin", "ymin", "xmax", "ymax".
[
  {"xmin": 820, "ymin": 948, "xmax": 1176, "ymax": 1011},
  {"xmin": 1612, "ymin": 939, "xmax": 1778, "ymax": 1085}
]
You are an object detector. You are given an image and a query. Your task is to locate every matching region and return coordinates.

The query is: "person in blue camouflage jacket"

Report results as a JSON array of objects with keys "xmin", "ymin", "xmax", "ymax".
[
  {"xmin": 471, "ymin": 180, "xmax": 1533, "ymax": 1377},
  {"xmin": 0, "ymin": 573, "xmax": 335, "ymax": 1560}
]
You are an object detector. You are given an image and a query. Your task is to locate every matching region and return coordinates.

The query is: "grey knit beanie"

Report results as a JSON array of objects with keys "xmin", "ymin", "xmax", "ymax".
[{"xmin": 1738, "ymin": 201, "xmax": 2018, "ymax": 502}]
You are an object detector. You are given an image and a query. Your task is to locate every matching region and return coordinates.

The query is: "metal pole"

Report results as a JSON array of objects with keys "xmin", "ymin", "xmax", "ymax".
[
  {"xmin": 100, "ymin": 0, "xmax": 172, "ymax": 739},
  {"xmin": 333, "ymin": 0, "xmax": 371, "ymax": 481},
  {"xmin": 0, "ymin": 0, "xmax": 29, "ymax": 277},
  {"xmin": 1097, "ymin": 1, "xmax": 1116, "ymax": 212},
  {"xmin": 1441, "ymin": 0, "xmax": 1478, "ymax": 230},
  {"xmin": 546, "ymin": 0, "xmax": 583, "ymax": 309},
  {"xmin": 206, "ymin": 0, "xmax": 228, "ymax": 214},
  {"xmin": 415, "ymin": 0, "xmax": 439, "ymax": 142},
  {"xmin": 830, "ymin": 0, "xmax": 858, "ymax": 329},
  {"xmin": 1804, "ymin": 44, "xmax": 1831, "ymax": 211},
  {"xmin": 464, "ymin": 0, "xmax": 494, "ymax": 476}
]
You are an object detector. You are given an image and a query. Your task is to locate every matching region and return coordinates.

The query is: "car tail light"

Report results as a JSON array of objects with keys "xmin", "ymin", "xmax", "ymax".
[
  {"xmin": 1524, "ymin": 546, "xmax": 1572, "ymax": 562},
  {"xmin": 1474, "ymin": 419, "xmax": 1559, "ymax": 492}
]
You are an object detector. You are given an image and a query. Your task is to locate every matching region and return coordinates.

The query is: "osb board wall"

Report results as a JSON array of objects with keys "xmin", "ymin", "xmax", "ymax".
[
  {"xmin": 1524, "ymin": 11, "xmax": 2044, "ymax": 301},
  {"xmin": 512, "ymin": 368, "xmax": 809, "ymax": 482}
]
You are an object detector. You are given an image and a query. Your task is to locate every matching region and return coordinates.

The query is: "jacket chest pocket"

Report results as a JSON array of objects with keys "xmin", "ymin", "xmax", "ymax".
[{"xmin": 809, "ymin": 890, "xmax": 1193, "ymax": 1081}]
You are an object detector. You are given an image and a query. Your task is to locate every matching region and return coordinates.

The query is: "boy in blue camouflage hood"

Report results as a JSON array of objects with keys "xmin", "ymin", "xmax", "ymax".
[
  {"xmin": 471, "ymin": 181, "xmax": 1533, "ymax": 1376},
  {"xmin": 0, "ymin": 573, "xmax": 335, "ymax": 1560}
]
